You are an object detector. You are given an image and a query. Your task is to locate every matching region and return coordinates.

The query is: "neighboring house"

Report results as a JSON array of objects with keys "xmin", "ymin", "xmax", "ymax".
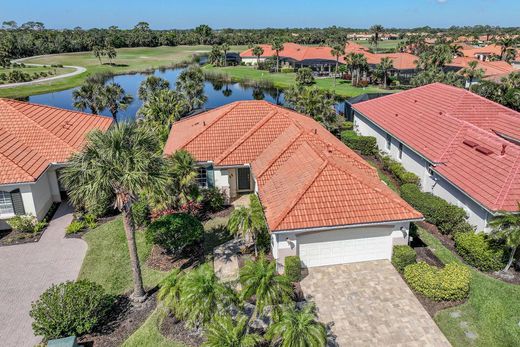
[
  {"xmin": 164, "ymin": 100, "xmax": 422, "ymax": 269},
  {"xmin": 353, "ymin": 83, "xmax": 520, "ymax": 232},
  {"xmin": 447, "ymin": 57, "xmax": 515, "ymax": 83},
  {"xmin": 0, "ymin": 98, "xmax": 113, "ymax": 230}
]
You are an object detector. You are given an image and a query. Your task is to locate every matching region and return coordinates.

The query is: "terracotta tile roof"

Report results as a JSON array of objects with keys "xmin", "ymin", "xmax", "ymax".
[
  {"xmin": 0, "ymin": 98, "xmax": 113, "ymax": 185},
  {"xmin": 448, "ymin": 57, "xmax": 515, "ymax": 78},
  {"xmin": 165, "ymin": 100, "xmax": 422, "ymax": 232},
  {"xmin": 353, "ymin": 83, "xmax": 520, "ymax": 212}
]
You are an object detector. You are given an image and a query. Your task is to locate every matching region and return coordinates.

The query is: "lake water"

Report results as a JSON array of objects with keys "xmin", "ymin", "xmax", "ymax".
[{"xmin": 28, "ymin": 67, "xmax": 346, "ymax": 121}]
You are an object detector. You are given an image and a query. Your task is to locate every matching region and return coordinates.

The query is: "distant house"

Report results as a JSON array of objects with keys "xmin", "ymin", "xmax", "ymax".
[
  {"xmin": 164, "ymin": 100, "xmax": 421, "ymax": 270},
  {"xmin": 446, "ymin": 57, "xmax": 516, "ymax": 84},
  {"xmin": 353, "ymin": 83, "xmax": 520, "ymax": 231},
  {"xmin": 0, "ymin": 99, "xmax": 112, "ymax": 230}
]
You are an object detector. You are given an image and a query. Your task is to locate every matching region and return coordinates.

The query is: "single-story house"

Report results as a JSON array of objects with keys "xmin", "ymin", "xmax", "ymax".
[
  {"xmin": 353, "ymin": 83, "xmax": 520, "ymax": 232},
  {"xmin": 0, "ymin": 98, "xmax": 113, "ymax": 230},
  {"xmin": 164, "ymin": 100, "xmax": 422, "ymax": 269},
  {"xmin": 446, "ymin": 57, "xmax": 515, "ymax": 84}
]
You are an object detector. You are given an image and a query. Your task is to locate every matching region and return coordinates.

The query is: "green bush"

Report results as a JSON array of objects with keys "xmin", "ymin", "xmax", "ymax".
[
  {"xmin": 131, "ymin": 198, "xmax": 150, "ymax": 229},
  {"xmin": 454, "ymin": 232, "xmax": 505, "ymax": 271},
  {"xmin": 392, "ymin": 245, "xmax": 417, "ymax": 272},
  {"xmin": 145, "ymin": 213, "xmax": 204, "ymax": 253},
  {"xmin": 400, "ymin": 184, "xmax": 470, "ymax": 234},
  {"xmin": 341, "ymin": 130, "xmax": 378, "ymax": 155},
  {"xmin": 201, "ymin": 187, "xmax": 226, "ymax": 213},
  {"xmin": 83, "ymin": 213, "xmax": 97, "ymax": 229},
  {"xmin": 285, "ymin": 256, "xmax": 302, "ymax": 282},
  {"xmin": 404, "ymin": 262, "xmax": 471, "ymax": 301},
  {"xmin": 66, "ymin": 220, "xmax": 86, "ymax": 235},
  {"xmin": 30, "ymin": 280, "xmax": 113, "ymax": 340},
  {"xmin": 295, "ymin": 67, "xmax": 314, "ymax": 85},
  {"xmin": 7, "ymin": 215, "xmax": 47, "ymax": 233},
  {"xmin": 342, "ymin": 121, "xmax": 354, "ymax": 131},
  {"xmin": 381, "ymin": 156, "xmax": 420, "ymax": 186},
  {"xmin": 280, "ymin": 67, "xmax": 295, "ymax": 73}
]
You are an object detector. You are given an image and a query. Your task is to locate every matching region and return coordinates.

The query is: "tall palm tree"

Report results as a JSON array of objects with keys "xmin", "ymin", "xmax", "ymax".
[
  {"xmin": 221, "ymin": 42, "xmax": 230, "ymax": 67},
  {"xmin": 496, "ymin": 36, "xmax": 517, "ymax": 61},
  {"xmin": 271, "ymin": 39, "xmax": 284, "ymax": 73},
  {"xmin": 176, "ymin": 64, "xmax": 207, "ymax": 111},
  {"xmin": 252, "ymin": 46, "xmax": 264, "ymax": 68},
  {"xmin": 228, "ymin": 194, "xmax": 266, "ymax": 256},
  {"xmin": 239, "ymin": 254, "xmax": 293, "ymax": 318},
  {"xmin": 266, "ymin": 303, "xmax": 327, "ymax": 347},
  {"xmin": 92, "ymin": 45, "xmax": 104, "ymax": 64},
  {"xmin": 330, "ymin": 43, "xmax": 345, "ymax": 87},
  {"xmin": 137, "ymin": 75, "xmax": 170, "ymax": 102},
  {"xmin": 203, "ymin": 314, "xmax": 262, "ymax": 347},
  {"xmin": 450, "ymin": 43, "xmax": 464, "ymax": 57},
  {"xmin": 178, "ymin": 263, "xmax": 237, "ymax": 328},
  {"xmin": 370, "ymin": 24, "xmax": 384, "ymax": 53},
  {"xmin": 375, "ymin": 57, "xmax": 394, "ymax": 89},
  {"xmin": 350, "ymin": 53, "xmax": 368, "ymax": 86},
  {"xmin": 101, "ymin": 82, "xmax": 133, "ymax": 122},
  {"xmin": 61, "ymin": 123, "xmax": 167, "ymax": 302},
  {"xmin": 461, "ymin": 60, "xmax": 485, "ymax": 88},
  {"xmin": 72, "ymin": 80, "xmax": 105, "ymax": 115},
  {"xmin": 489, "ymin": 204, "xmax": 520, "ymax": 272}
]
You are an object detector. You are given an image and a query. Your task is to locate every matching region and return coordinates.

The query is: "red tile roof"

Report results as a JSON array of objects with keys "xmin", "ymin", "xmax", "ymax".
[
  {"xmin": 448, "ymin": 57, "xmax": 515, "ymax": 78},
  {"xmin": 353, "ymin": 83, "xmax": 520, "ymax": 212},
  {"xmin": 164, "ymin": 101, "xmax": 422, "ymax": 232},
  {"xmin": 0, "ymin": 98, "xmax": 113, "ymax": 185}
]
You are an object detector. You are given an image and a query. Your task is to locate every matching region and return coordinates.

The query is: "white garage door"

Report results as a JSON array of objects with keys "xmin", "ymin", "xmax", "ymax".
[{"xmin": 298, "ymin": 227, "xmax": 393, "ymax": 268}]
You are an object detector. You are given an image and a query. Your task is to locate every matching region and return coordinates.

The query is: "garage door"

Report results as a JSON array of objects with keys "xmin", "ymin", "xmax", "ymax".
[{"xmin": 298, "ymin": 227, "xmax": 393, "ymax": 268}]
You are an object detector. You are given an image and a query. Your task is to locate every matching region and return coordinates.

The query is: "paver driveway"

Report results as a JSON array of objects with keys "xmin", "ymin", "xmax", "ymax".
[
  {"xmin": 0, "ymin": 203, "xmax": 87, "ymax": 347},
  {"xmin": 300, "ymin": 260, "xmax": 451, "ymax": 347}
]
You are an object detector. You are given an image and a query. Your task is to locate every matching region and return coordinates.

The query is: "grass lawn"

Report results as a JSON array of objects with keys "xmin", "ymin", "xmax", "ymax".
[
  {"xmin": 356, "ymin": 39, "xmax": 404, "ymax": 50},
  {"xmin": 0, "ymin": 45, "xmax": 247, "ymax": 98},
  {"xmin": 417, "ymin": 228, "xmax": 520, "ymax": 346},
  {"xmin": 203, "ymin": 65, "xmax": 395, "ymax": 98},
  {"xmin": 0, "ymin": 65, "xmax": 75, "ymax": 77}
]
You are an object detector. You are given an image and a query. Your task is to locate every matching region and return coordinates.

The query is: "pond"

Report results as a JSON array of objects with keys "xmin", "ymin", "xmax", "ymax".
[{"xmin": 28, "ymin": 67, "xmax": 347, "ymax": 121}]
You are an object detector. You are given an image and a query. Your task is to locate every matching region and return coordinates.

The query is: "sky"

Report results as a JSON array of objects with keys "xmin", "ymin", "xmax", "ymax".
[{"xmin": 0, "ymin": 0, "xmax": 519, "ymax": 29}]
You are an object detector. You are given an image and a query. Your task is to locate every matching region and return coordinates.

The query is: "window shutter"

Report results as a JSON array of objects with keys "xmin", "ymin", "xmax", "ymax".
[{"xmin": 10, "ymin": 189, "xmax": 25, "ymax": 215}]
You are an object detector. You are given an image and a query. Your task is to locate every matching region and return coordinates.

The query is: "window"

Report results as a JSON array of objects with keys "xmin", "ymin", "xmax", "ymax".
[
  {"xmin": 398, "ymin": 142, "xmax": 403, "ymax": 160},
  {"xmin": 196, "ymin": 167, "xmax": 208, "ymax": 188},
  {"xmin": 0, "ymin": 191, "xmax": 14, "ymax": 216},
  {"xmin": 386, "ymin": 133, "xmax": 391, "ymax": 150}
]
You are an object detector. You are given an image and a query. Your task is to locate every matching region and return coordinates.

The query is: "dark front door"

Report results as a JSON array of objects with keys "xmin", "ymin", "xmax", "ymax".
[{"xmin": 237, "ymin": 168, "xmax": 252, "ymax": 191}]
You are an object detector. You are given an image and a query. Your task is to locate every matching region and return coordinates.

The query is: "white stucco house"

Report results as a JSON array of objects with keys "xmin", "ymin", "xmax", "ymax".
[
  {"xmin": 352, "ymin": 83, "xmax": 520, "ymax": 232},
  {"xmin": 0, "ymin": 98, "xmax": 112, "ymax": 230},
  {"xmin": 164, "ymin": 100, "xmax": 422, "ymax": 270}
]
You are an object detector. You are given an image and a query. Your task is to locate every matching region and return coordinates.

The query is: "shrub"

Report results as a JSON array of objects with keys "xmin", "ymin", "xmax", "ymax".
[
  {"xmin": 341, "ymin": 130, "xmax": 378, "ymax": 155},
  {"xmin": 454, "ymin": 232, "xmax": 505, "ymax": 271},
  {"xmin": 201, "ymin": 187, "xmax": 226, "ymax": 213},
  {"xmin": 280, "ymin": 67, "xmax": 295, "ymax": 73},
  {"xmin": 381, "ymin": 156, "xmax": 420, "ymax": 186},
  {"xmin": 341, "ymin": 121, "xmax": 354, "ymax": 131},
  {"xmin": 66, "ymin": 220, "xmax": 86, "ymax": 235},
  {"xmin": 295, "ymin": 67, "xmax": 314, "ymax": 85},
  {"xmin": 30, "ymin": 280, "xmax": 113, "ymax": 340},
  {"xmin": 145, "ymin": 213, "xmax": 204, "ymax": 253},
  {"xmin": 400, "ymin": 184, "xmax": 470, "ymax": 234},
  {"xmin": 83, "ymin": 213, "xmax": 97, "ymax": 229},
  {"xmin": 404, "ymin": 262, "xmax": 471, "ymax": 301},
  {"xmin": 285, "ymin": 256, "xmax": 302, "ymax": 282},
  {"xmin": 391, "ymin": 245, "xmax": 416, "ymax": 272},
  {"xmin": 7, "ymin": 215, "xmax": 47, "ymax": 233},
  {"xmin": 132, "ymin": 198, "xmax": 150, "ymax": 229}
]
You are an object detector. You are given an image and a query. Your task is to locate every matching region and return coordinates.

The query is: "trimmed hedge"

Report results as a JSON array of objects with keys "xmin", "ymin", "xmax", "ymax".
[
  {"xmin": 341, "ymin": 130, "xmax": 378, "ymax": 156},
  {"xmin": 285, "ymin": 256, "xmax": 302, "ymax": 282},
  {"xmin": 404, "ymin": 262, "xmax": 471, "ymax": 301},
  {"xmin": 400, "ymin": 183, "xmax": 471, "ymax": 235},
  {"xmin": 381, "ymin": 156, "xmax": 420, "ymax": 186},
  {"xmin": 454, "ymin": 232, "xmax": 505, "ymax": 271},
  {"xmin": 145, "ymin": 213, "xmax": 204, "ymax": 253},
  {"xmin": 392, "ymin": 245, "xmax": 417, "ymax": 272}
]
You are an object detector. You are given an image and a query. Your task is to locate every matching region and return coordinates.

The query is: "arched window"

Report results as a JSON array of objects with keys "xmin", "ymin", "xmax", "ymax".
[{"xmin": 0, "ymin": 191, "xmax": 14, "ymax": 216}]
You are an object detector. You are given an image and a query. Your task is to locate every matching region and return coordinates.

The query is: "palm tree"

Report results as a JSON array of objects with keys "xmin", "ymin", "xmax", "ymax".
[
  {"xmin": 72, "ymin": 79, "xmax": 105, "ymax": 115},
  {"xmin": 330, "ymin": 43, "xmax": 345, "ymax": 87},
  {"xmin": 271, "ymin": 40, "xmax": 284, "ymax": 73},
  {"xmin": 221, "ymin": 42, "xmax": 230, "ymax": 67},
  {"xmin": 375, "ymin": 57, "xmax": 394, "ymax": 89},
  {"xmin": 92, "ymin": 45, "xmax": 104, "ymax": 64},
  {"xmin": 351, "ymin": 53, "xmax": 368, "ymax": 86},
  {"xmin": 176, "ymin": 64, "xmax": 207, "ymax": 111},
  {"xmin": 461, "ymin": 60, "xmax": 485, "ymax": 88},
  {"xmin": 105, "ymin": 46, "xmax": 117, "ymax": 64},
  {"xmin": 266, "ymin": 303, "xmax": 327, "ymax": 347},
  {"xmin": 252, "ymin": 46, "xmax": 264, "ymax": 68},
  {"xmin": 496, "ymin": 36, "xmax": 517, "ymax": 61},
  {"xmin": 137, "ymin": 75, "xmax": 170, "ymax": 102},
  {"xmin": 61, "ymin": 123, "xmax": 167, "ymax": 302},
  {"xmin": 228, "ymin": 194, "xmax": 266, "ymax": 256},
  {"xmin": 239, "ymin": 254, "xmax": 293, "ymax": 317},
  {"xmin": 101, "ymin": 82, "xmax": 133, "ymax": 122},
  {"xmin": 450, "ymin": 43, "xmax": 464, "ymax": 57},
  {"xmin": 178, "ymin": 263, "xmax": 237, "ymax": 328},
  {"xmin": 370, "ymin": 24, "xmax": 384, "ymax": 53},
  {"xmin": 489, "ymin": 204, "xmax": 520, "ymax": 272},
  {"xmin": 203, "ymin": 314, "xmax": 262, "ymax": 347}
]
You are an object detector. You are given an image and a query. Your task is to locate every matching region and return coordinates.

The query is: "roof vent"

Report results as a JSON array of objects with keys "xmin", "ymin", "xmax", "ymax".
[
  {"xmin": 439, "ymin": 111, "xmax": 443, "ymax": 115},
  {"xmin": 327, "ymin": 144, "xmax": 333, "ymax": 153},
  {"xmin": 395, "ymin": 113, "xmax": 399, "ymax": 117},
  {"xmin": 463, "ymin": 139, "xmax": 479, "ymax": 148},
  {"xmin": 501, "ymin": 144, "xmax": 507, "ymax": 156},
  {"xmin": 414, "ymin": 99, "xmax": 418, "ymax": 103},
  {"xmin": 203, "ymin": 121, "xmax": 206, "ymax": 126},
  {"xmin": 312, "ymin": 128, "xmax": 317, "ymax": 134},
  {"xmin": 475, "ymin": 146, "xmax": 493, "ymax": 155}
]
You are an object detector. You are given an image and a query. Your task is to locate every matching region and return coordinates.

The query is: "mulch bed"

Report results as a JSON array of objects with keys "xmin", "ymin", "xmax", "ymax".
[
  {"xmin": 146, "ymin": 244, "xmax": 204, "ymax": 272},
  {"xmin": 78, "ymin": 292, "xmax": 158, "ymax": 347},
  {"xmin": 160, "ymin": 313, "xmax": 204, "ymax": 347},
  {"xmin": 412, "ymin": 290, "xmax": 465, "ymax": 317},
  {"xmin": 415, "ymin": 246, "xmax": 445, "ymax": 268},
  {"xmin": 204, "ymin": 205, "xmax": 234, "ymax": 220}
]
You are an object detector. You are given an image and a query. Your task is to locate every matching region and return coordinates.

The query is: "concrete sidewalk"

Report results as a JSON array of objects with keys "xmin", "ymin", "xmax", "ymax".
[{"xmin": 0, "ymin": 203, "xmax": 87, "ymax": 347}]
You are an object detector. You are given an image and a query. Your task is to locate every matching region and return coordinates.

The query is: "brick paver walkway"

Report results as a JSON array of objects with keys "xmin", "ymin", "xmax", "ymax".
[
  {"xmin": 300, "ymin": 260, "xmax": 451, "ymax": 347},
  {"xmin": 0, "ymin": 203, "xmax": 87, "ymax": 347}
]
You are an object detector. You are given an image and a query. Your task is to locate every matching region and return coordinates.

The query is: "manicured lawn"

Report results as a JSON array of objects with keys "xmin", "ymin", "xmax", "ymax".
[
  {"xmin": 418, "ymin": 228, "xmax": 520, "ymax": 346},
  {"xmin": 0, "ymin": 65, "xmax": 75, "ymax": 78},
  {"xmin": 0, "ymin": 45, "xmax": 247, "ymax": 98},
  {"xmin": 203, "ymin": 65, "xmax": 395, "ymax": 98},
  {"xmin": 356, "ymin": 39, "xmax": 404, "ymax": 50}
]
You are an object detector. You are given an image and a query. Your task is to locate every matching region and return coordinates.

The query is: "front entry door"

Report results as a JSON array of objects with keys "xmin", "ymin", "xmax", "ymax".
[{"xmin": 237, "ymin": 168, "xmax": 252, "ymax": 192}]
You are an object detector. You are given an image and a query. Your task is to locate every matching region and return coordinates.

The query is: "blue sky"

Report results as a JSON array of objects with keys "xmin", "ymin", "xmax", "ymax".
[{"xmin": 1, "ymin": 0, "xmax": 519, "ymax": 29}]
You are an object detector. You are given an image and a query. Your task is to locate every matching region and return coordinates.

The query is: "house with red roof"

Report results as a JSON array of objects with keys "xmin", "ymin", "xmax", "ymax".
[
  {"xmin": 352, "ymin": 83, "xmax": 520, "ymax": 231},
  {"xmin": 164, "ymin": 100, "xmax": 422, "ymax": 269},
  {"xmin": 0, "ymin": 98, "xmax": 113, "ymax": 230}
]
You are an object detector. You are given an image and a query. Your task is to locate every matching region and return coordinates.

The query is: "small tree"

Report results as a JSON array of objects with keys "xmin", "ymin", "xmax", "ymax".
[
  {"xmin": 227, "ymin": 194, "xmax": 267, "ymax": 256},
  {"xmin": 92, "ymin": 45, "xmax": 104, "ymax": 64},
  {"xmin": 105, "ymin": 45, "xmax": 117, "ymax": 65},
  {"xmin": 252, "ymin": 46, "xmax": 264, "ymax": 68},
  {"xmin": 489, "ymin": 204, "xmax": 520, "ymax": 272},
  {"xmin": 295, "ymin": 67, "xmax": 315, "ymax": 86}
]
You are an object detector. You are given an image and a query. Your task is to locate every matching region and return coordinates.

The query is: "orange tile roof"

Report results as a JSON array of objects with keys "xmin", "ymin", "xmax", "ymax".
[
  {"xmin": 0, "ymin": 98, "xmax": 113, "ymax": 185},
  {"xmin": 448, "ymin": 57, "xmax": 515, "ymax": 78},
  {"xmin": 353, "ymin": 83, "xmax": 520, "ymax": 213},
  {"xmin": 164, "ymin": 101, "xmax": 422, "ymax": 232}
]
